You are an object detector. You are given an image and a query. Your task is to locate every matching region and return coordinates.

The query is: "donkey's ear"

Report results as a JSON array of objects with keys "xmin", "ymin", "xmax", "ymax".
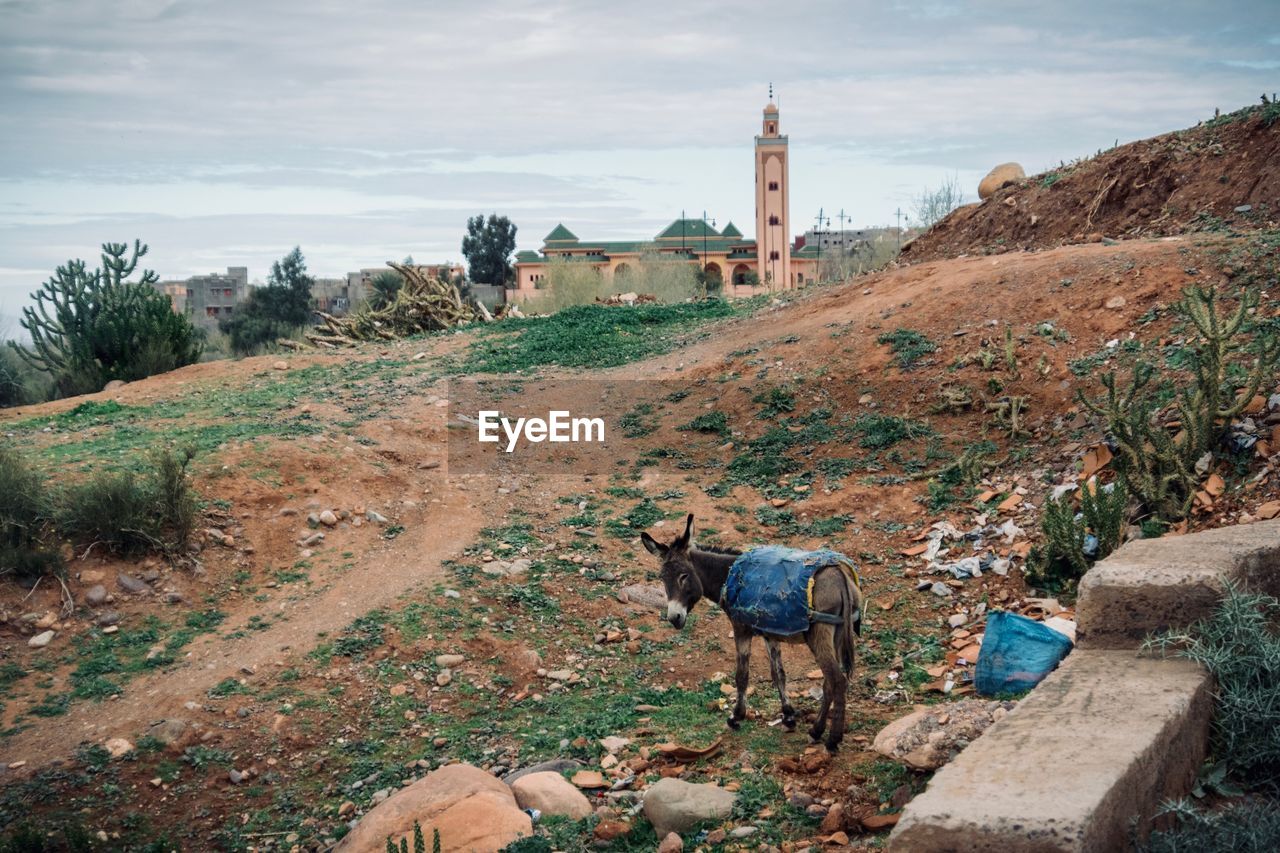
[
  {"xmin": 640, "ymin": 532, "xmax": 667, "ymax": 556},
  {"xmin": 674, "ymin": 513, "xmax": 694, "ymax": 549}
]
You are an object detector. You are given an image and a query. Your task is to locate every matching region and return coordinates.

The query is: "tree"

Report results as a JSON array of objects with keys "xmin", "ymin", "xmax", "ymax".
[
  {"xmin": 460, "ymin": 214, "xmax": 517, "ymax": 286},
  {"xmin": 912, "ymin": 174, "xmax": 967, "ymax": 229},
  {"xmin": 368, "ymin": 270, "xmax": 404, "ymax": 310},
  {"xmin": 9, "ymin": 240, "xmax": 203, "ymax": 396},
  {"xmin": 219, "ymin": 247, "xmax": 315, "ymax": 354}
]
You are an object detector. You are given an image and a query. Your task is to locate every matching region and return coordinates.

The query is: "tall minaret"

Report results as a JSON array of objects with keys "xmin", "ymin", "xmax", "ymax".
[{"xmin": 754, "ymin": 85, "xmax": 790, "ymax": 289}]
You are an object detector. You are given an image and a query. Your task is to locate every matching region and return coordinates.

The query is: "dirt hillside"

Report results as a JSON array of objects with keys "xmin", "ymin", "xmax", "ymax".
[{"xmin": 903, "ymin": 101, "xmax": 1280, "ymax": 262}]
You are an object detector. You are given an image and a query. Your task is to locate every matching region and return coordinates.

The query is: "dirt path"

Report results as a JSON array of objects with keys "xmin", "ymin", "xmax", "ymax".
[{"xmin": 0, "ymin": 484, "xmax": 488, "ymax": 768}]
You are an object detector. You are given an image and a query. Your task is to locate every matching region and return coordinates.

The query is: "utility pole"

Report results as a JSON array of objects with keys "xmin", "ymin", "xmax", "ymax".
[
  {"xmin": 681, "ymin": 209, "xmax": 686, "ymax": 256},
  {"xmin": 814, "ymin": 209, "xmax": 829, "ymax": 282},
  {"xmin": 895, "ymin": 207, "xmax": 903, "ymax": 250}
]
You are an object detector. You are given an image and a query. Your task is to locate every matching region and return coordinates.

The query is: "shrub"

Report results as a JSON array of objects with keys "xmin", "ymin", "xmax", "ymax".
[
  {"xmin": 57, "ymin": 448, "xmax": 196, "ymax": 557},
  {"xmin": 1145, "ymin": 583, "xmax": 1280, "ymax": 789},
  {"xmin": 1028, "ymin": 478, "xmax": 1128, "ymax": 590},
  {"xmin": 10, "ymin": 241, "xmax": 203, "ymax": 396},
  {"xmin": 0, "ymin": 446, "xmax": 61, "ymax": 582}
]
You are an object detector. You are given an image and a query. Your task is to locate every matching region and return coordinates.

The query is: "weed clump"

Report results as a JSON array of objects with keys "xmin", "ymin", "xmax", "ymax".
[
  {"xmin": 850, "ymin": 414, "xmax": 933, "ymax": 449},
  {"xmin": 0, "ymin": 446, "xmax": 62, "ymax": 582},
  {"xmin": 1028, "ymin": 479, "xmax": 1128, "ymax": 590},
  {"xmin": 876, "ymin": 329, "xmax": 937, "ymax": 370},
  {"xmin": 58, "ymin": 448, "xmax": 197, "ymax": 557},
  {"xmin": 679, "ymin": 411, "xmax": 729, "ymax": 437},
  {"xmin": 1145, "ymin": 583, "xmax": 1280, "ymax": 790}
]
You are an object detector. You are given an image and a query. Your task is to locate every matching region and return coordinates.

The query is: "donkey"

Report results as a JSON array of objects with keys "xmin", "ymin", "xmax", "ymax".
[{"xmin": 641, "ymin": 514, "xmax": 863, "ymax": 752}]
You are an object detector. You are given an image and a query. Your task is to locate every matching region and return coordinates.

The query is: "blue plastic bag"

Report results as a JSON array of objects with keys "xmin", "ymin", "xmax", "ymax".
[{"xmin": 975, "ymin": 610, "xmax": 1073, "ymax": 696}]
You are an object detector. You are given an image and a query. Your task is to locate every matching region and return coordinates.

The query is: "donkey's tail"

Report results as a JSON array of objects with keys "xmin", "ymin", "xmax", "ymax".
[{"xmin": 838, "ymin": 574, "xmax": 863, "ymax": 676}]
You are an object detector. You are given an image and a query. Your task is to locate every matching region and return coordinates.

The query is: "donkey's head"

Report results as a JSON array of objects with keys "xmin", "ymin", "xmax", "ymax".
[{"xmin": 640, "ymin": 513, "xmax": 701, "ymax": 630}]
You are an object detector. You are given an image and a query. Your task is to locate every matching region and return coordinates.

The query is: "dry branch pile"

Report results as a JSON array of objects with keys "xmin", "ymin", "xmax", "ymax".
[{"xmin": 304, "ymin": 262, "xmax": 481, "ymax": 348}]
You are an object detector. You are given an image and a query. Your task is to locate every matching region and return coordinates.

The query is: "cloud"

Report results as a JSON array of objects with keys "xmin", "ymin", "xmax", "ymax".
[{"xmin": 0, "ymin": 0, "xmax": 1277, "ymax": 296}]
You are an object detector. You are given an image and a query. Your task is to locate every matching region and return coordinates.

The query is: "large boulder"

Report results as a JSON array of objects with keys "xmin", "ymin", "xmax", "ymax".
[
  {"xmin": 335, "ymin": 763, "xmax": 531, "ymax": 852},
  {"xmin": 509, "ymin": 771, "xmax": 592, "ymax": 819},
  {"xmin": 872, "ymin": 699, "xmax": 1016, "ymax": 770},
  {"xmin": 977, "ymin": 162, "xmax": 1026, "ymax": 200},
  {"xmin": 643, "ymin": 778, "xmax": 736, "ymax": 837}
]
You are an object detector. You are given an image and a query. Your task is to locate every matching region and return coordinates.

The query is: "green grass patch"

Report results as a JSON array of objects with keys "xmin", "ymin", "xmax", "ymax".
[{"xmin": 461, "ymin": 300, "xmax": 751, "ymax": 374}]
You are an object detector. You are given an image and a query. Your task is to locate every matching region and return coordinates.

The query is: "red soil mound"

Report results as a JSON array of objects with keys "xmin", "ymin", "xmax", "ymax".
[{"xmin": 903, "ymin": 102, "xmax": 1280, "ymax": 263}]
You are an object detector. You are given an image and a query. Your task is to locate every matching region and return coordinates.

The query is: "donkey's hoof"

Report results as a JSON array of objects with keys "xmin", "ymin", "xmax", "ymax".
[
  {"xmin": 726, "ymin": 715, "xmax": 742, "ymax": 730},
  {"xmin": 782, "ymin": 715, "xmax": 797, "ymax": 732},
  {"xmin": 808, "ymin": 727, "xmax": 825, "ymax": 743},
  {"xmin": 824, "ymin": 737, "xmax": 842, "ymax": 754}
]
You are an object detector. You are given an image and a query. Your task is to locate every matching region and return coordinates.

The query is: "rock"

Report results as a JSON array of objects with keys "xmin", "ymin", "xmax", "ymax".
[
  {"xmin": 27, "ymin": 630, "xmax": 54, "ymax": 648},
  {"xmin": 978, "ymin": 162, "xmax": 1026, "ymax": 200},
  {"xmin": 504, "ymin": 759, "xmax": 583, "ymax": 786},
  {"xmin": 509, "ymin": 771, "xmax": 592, "ymax": 819},
  {"xmin": 788, "ymin": 792, "xmax": 815, "ymax": 810},
  {"xmin": 872, "ymin": 699, "xmax": 1016, "ymax": 770},
  {"xmin": 506, "ymin": 558, "xmax": 532, "ymax": 576},
  {"xmin": 435, "ymin": 654, "xmax": 465, "ymax": 668},
  {"xmin": 729, "ymin": 826, "xmax": 758, "ymax": 839},
  {"xmin": 820, "ymin": 802, "xmax": 846, "ymax": 833},
  {"xmin": 84, "ymin": 585, "xmax": 108, "ymax": 606},
  {"xmin": 103, "ymin": 737, "xmax": 133, "ymax": 758},
  {"xmin": 96, "ymin": 610, "xmax": 121, "ymax": 627},
  {"xmin": 102, "ymin": 379, "xmax": 125, "ymax": 392},
  {"xmin": 570, "ymin": 769, "xmax": 606, "ymax": 788},
  {"xmin": 599, "ymin": 735, "xmax": 630, "ymax": 753},
  {"xmin": 117, "ymin": 574, "xmax": 148, "ymax": 594},
  {"xmin": 436, "ymin": 669, "xmax": 452, "ymax": 687},
  {"xmin": 617, "ymin": 584, "xmax": 668, "ymax": 610},
  {"xmin": 272, "ymin": 360, "xmax": 289, "ymax": 371},
  {"xmin": 706, "ymin": 828, "xmax": 727, "ymax": 844},
  {"xmin": 80, "ymin": 570, "xmax": 105, "ymax": 584},
  {"xmin": 593, "ymin": 820, "xmax": 631, "ymax": 842},
  {"xmin": 658, "ymin": 831, "xmax": 684, "ymax": 853},
  {"xmin": 643, "ymin": 778, "xmax": 737, "ymax": 837},
  {"xmin": 334, "ymin": 764, "xmax": 531, "ymax": 852},
  {"xmin": 1105, "ymin": 296, "xmax": 1127, "ymax": 309},
  {"xmin": 318, "ymin": 510, "xmax": 338, "ymax": 527},
  {"xmin": 365, "ymin": 510, "xmax": 389, "ymax": 524},
  {"xmin": 146, "ymin": 718, "xmax": 190, "ymax": 748}
]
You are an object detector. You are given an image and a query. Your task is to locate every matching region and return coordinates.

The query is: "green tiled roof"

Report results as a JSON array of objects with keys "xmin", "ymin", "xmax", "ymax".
[
  {"xmin": 793, "ymin": 243, "xmax": 821, "ymax": 258},
  {"xmin": 515, "ymin": 250, "xmax": 541, "ymax": 262},
  {"xmin": 720, "ymin": 221, "xmax": 743, "ymax": 238},
  {"xmin": 655, "ymin": 218, "xmax": 721, "ymax": 241},
  {"xmin": 544, "ymin": 224, "xmax": 578, "ymax": 243}
]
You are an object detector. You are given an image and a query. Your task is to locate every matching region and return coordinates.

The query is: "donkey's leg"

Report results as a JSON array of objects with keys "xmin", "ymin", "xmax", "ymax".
[
  {"xmin": 806, "ymin": 626, "xmax": 835, "ymax": 743},
  {"xmin": 813, "ymin": 627, "xmax": 849, "ymax": 753},
  {"xmin": 765, "ymin": 639, "xmax": 796, "ymax": 730},
  {"xmin": 728, "ymin": 622, "xmax": 753, "ymax": 730}
]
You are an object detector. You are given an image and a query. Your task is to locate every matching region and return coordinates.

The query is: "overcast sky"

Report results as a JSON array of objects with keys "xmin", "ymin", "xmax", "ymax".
[{"xmin": 1, "ymin": 0, "xmax": 1276, "ymax": 322}]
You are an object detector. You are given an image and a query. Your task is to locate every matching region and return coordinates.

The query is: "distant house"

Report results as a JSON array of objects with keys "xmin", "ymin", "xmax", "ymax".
[{"xmin": 156, "ymin": 266, "xmax": 247, "ymax": 324}]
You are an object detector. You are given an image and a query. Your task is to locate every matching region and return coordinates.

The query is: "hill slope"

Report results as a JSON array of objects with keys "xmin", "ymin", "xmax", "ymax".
[{"xmin": 903, "ymin": 102, "xmax": 1280, "ymax": 262}]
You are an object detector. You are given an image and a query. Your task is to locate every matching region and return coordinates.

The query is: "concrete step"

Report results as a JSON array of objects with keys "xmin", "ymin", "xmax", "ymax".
[
  {"xmin": 1077, "ymin": 518, "xmax": 1280, "ymax": 649},
  {"xmin": 889, "ymin": 649, "xmax": 1211, "ymax": 852}
]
